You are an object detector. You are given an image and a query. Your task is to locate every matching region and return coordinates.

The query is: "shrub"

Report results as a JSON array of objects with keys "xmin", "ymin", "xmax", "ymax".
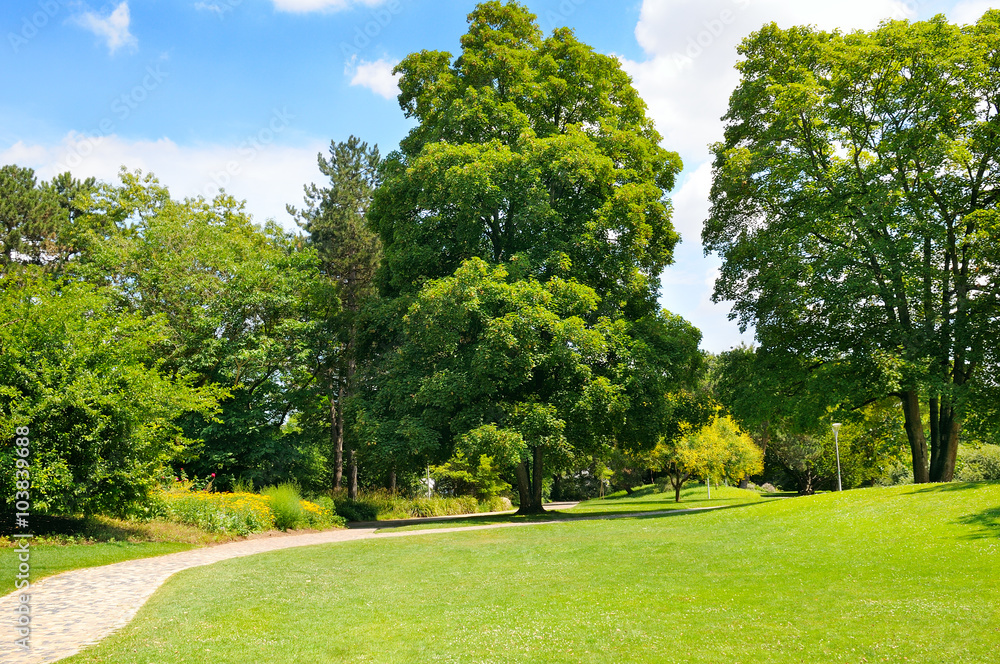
[
  {"xmin": 956, "ymin": 445, "xmax": 1000, "ymax": 482},
  {"xmin": 262, "ymin": 483, "xmax": 305, "ymax": 530},
  {"xmin": 330, "ymin": 490, "xmax": 508, "ymax": 522},
  {"xmin": 478, "ymin": 496, "xmax": 514, "ymax": 512}
]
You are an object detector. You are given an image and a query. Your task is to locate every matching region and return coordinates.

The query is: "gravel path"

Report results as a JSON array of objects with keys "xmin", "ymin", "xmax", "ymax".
[{"xmin": 1, "ymin": 503, "xmax": 726, "ymax": 664}]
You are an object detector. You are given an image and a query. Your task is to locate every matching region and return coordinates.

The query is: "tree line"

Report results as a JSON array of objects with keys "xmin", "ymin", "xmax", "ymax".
[{"xmin": 2, "ymin": 3, "xmax": 998, "ymax": 518}]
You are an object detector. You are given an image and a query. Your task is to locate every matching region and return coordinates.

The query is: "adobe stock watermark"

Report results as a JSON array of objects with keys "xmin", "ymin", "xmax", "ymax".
[
  {"xmin": 541, "ymin": 0, "xmax": 587, "ymax": 32},
  {"xmin": 56, "ymin": 62, "xmax": 169, "ymax": 172},
  {"xmin": 339, "ymin": 0, "xmax": 405, "ymax": 61},
  {"xmin": 200, "ymin": 107, "xmax": 294, "ymax": 199},
  {"xmin": 8, "ymin": 0, "xmax": 63, "ymax": 53},
  {"xmin": 12, "ymin": 426, "xmax": 32, "ymax": 650},
  {"xmin": 667, "ymin": 0, "xmax": 752, "ymax": 69},
  {"xmin": 194, "ymin": 0, "xmax": 244, "ymax": 20}
]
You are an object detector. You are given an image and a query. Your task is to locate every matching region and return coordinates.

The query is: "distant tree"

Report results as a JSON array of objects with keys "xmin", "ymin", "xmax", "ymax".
[
  {"xmin": 656, "ymin": 414, "xmax": 762, "ymax": 502},
  {"xmin": 290, "ymin": 137, "xmax": 381, "ymax": 499},
  {"xmin": 705, "ymin": 14, "xmax": 1000, "ymax": 483},
  {"xmin": 0, "ymin": 165, "xmax": 61, "ymax": 266}
]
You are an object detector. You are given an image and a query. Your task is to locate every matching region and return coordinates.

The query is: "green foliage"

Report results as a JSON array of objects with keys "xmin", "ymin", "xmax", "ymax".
[
  {"xmin": 955, "ymin": 444, "xmax": 1000, "ymax": 481},
  {"xmin": 78, "ymin": 170, "xmax": 336, "ymax": 492},
  {"xmin": 262, "ymin": 483, "xmax": 306, "ymax": 531},
  {"xmin": 0, "ymin": 270, "xmax": 221, "ymax": 516},
  {"xmin": 361, "ymin": 2, "xmax": 698, "ymax": 513},
  {"xmin": 0, "ymin": 165, "xmax": 95, "ymax": 267},
  {"xmin": 705, "ymin": 14, "xmax": 1000, "ymax": 483},
  {"xmin": 374, "ymin": 1, "xmax": 682, "ymax": 314},
  {"xmin": 655, "ymin": 415, "xmax": 763, "ymax": 501},
  {"xmin": 329, "ymin": 489, "xmax": 508, "ymax": 522},
  {"xmin": 431, "ymin": 451, "xmax": 512, "ymax": 500}
]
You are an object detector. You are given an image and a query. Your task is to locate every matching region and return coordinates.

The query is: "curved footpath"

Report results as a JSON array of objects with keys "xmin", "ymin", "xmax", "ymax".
[{"xmin": 2, "ymin": 503, "xmax": 722, "ymax": 664}]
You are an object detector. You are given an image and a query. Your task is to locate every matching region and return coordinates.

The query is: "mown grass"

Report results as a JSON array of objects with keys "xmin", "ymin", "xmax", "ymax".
[
  {"xmin": 375, "ymin": 483, "xmax": 761, "ymax": 532},
  {"xmin": 64, "ymin": 482, "xmax": 1000, "ymax": 663},
  {"xmin": 565, "ymin": 482, "xmax": 765, "ymax": 514}
]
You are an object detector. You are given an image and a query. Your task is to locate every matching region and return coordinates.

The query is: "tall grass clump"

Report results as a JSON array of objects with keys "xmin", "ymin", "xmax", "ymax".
[{"xmin": 262, "ymin": 483, "xmax": 305, "ymax": 530}]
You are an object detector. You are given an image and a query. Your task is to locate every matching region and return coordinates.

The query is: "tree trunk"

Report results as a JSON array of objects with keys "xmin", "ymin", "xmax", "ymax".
[
  {"xmin": 389, "ymin": 470, "xmax": 396, "ymax": 493},
  {"xmin": 332, "ymin": 379, "xmax": 345, "ymax": 489},
  {"xmin": 514, "ymin": 450, "xmax": 546, "ymax": 515},
  {"xmin": 347, "ymin": 447, "xmax": 358, "ymax": 500},
  {"xmin": 514, "ymin": 461, "xmax": 533, "ymax": 513},
  {"xmin": 900, "ymin": 390, "xmax": 930, "ymax": 483},
  {"xmin": 532, "ymin": 446, "xmax": 543, "ymax": 507},
  {"xmin": 929, "ymin": 405, "xmax": 960, "ymax": 482}
]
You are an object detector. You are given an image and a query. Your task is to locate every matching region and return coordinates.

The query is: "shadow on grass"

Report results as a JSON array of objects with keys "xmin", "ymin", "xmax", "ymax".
[
  {"xmin": 373, "ymin": 501, "xmax": 763, "ymax": 533},
  {"xmin": 0, "ymin": 514, "xmax": 149, "ymax": 541},
  {"xmin": 913, "ymin": 481, "xmax": 999, "ymax": 494},
  {"xmin": 955, "ymin": 506, "xmax": 1000, "ymax": 539}
]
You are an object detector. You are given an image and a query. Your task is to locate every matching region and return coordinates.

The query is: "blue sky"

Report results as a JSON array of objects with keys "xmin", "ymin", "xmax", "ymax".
[{"xmin": 1, "ymin": 0, "xmax": 995, "ymax": 352}]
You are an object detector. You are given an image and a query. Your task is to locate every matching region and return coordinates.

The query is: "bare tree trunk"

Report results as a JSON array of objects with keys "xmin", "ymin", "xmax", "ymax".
[
  {"xmin": 901, "ymin": 390, "xmax": 930, "ymax": 483},
  {"xmin": 332, "ymin": 378, "xmax": 344, "ymax": 490},
  {"xmin": 348, "ymin": 448, "xmax": 358, "ymax": 500},
  {"xmin": 930, "ymin": 405, "xmax": 960, "ymax": 482},
  {"xmin": 389, "ymin": 470, "xmax": 396, "ymax": 493},
  {"xmin": 532, "ymin": 446, "xmax": 543, "ymax": 509}
]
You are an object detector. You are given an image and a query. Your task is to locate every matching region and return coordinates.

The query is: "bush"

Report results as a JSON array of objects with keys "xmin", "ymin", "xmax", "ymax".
[
  {"xmin": 956, "ymin": 445, "xmax": 1000, "ymax": 482},
  {"xmin": 158, "ymin": 485, "xmax": 344, "ymax": 535},
  {"xmin": 329, "ymin": 490, "xmax": 509, "ymax": 522},
  {"xmin": 262, "ymin": 483, "xmax": 305, "ymax": 530},
  {"xmin": 478, "ymin": 496, "xmax": 514, "ymax": 512}
]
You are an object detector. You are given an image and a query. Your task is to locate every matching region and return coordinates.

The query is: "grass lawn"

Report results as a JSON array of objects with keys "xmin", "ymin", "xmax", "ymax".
[
  {"xmin": 375, "ymin": 483, "xmax": 763, "ymax": 532},
  {"xmin": 65, "ymin": 482, "xmax": 1000, "ymax": 663}
]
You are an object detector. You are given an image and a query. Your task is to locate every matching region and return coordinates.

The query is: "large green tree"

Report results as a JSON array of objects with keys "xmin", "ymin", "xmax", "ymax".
[
  {"xmin": 362, "ymin": 1, "xmax": 697, "ymax": 511},
  {"xmin": 705, "ymin": 14, "xmax": 1000, "ymax": 483},
  {"xmin": 371, "ymin": 1, "xmax": 682, "ymax": 314}
]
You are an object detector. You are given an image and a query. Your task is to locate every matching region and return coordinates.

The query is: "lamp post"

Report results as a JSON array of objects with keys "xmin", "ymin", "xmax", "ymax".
[{"xmin": 832, "ymin": 423, "xmax": 842, "ymax": 492}]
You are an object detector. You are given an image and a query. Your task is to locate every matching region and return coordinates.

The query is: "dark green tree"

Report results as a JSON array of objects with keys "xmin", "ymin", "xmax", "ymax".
[
  {"xmin": 0, "ymin": 270, "xmax": 221, "ymax": 516},
  {"xmin": 361, "ymin": 2, "xmax": 697, "ymax": 511},
  {"xmin": 705, "ymin": 14, "xmax": 1000, "ymax": 482},
  {"xmin": 0, "ymin": 165, "xmax": 61, "ymax": 266},
  {"xmin": 82, "ymin": 170, "xmax": 332, "ymax": 491},
  {"xmin": 289, "ymin": 136, "xmax": 382, "ymax": 499}
]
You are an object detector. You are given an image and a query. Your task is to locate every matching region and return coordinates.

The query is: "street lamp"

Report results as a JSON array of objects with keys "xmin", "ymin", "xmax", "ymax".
[{"xmin": 832, "ymin": 423, "xmax": 842, "ymax": 492}]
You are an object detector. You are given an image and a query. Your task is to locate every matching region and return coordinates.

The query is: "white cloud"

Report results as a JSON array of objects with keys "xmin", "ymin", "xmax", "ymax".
[
  {"xmin": 1, "ymin": 133, "xmax": 327, "ymax": 230},
  {"xmin": 72, "ymin": 2, "xmax": 138, "ymax": 55},
  {"xmin": 348, "ymin": 58, "xmax": 401, "ymax": 99},
  {"xmin": 622, "ymin": 0, "xmax": 916, "ymax": 165},
  {"xmin": 952, "ymin": 1, "xmax": 999, "ymax": 23},
  {"xmin": 272, "ymin": 0, "xmax": 387, "ymax": 12}
]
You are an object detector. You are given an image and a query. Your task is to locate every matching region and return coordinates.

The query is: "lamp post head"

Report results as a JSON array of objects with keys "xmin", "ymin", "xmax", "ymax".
[{"xmin": 832, "ymin": 423, "xmax": 842, "ymax": 434}]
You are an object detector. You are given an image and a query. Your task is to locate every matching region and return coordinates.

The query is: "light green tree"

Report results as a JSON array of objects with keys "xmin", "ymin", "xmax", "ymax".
[{"xmin": 656, "ymin": 415, "xmax": 763, "ymax": 503}]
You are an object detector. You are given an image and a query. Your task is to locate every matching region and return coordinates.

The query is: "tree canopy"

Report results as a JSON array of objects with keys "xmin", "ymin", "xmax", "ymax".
[{"xmin": 705, "ymin": 13, "xmax": 1000, "ymax": 482}]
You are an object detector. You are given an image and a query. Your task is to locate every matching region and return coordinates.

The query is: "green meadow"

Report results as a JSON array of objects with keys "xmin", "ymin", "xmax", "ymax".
[{"xmin": 64, "ymin": 483, "xmax": 1000, "ymax": 663}]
